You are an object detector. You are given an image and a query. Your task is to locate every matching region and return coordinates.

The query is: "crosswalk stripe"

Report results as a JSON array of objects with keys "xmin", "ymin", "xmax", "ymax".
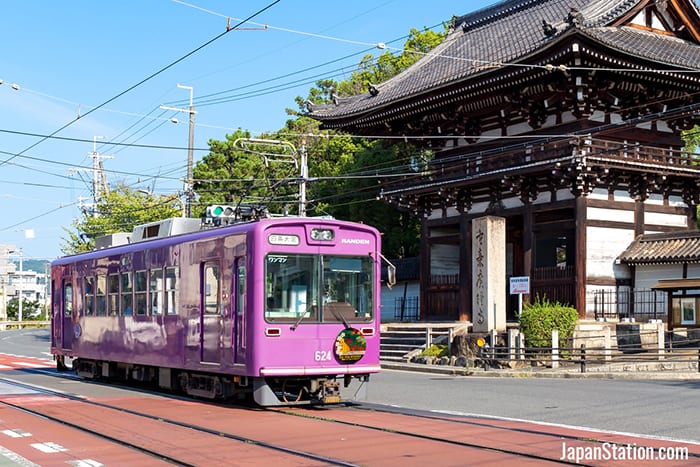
[{"xmin": 11, "ymin": 362, "xmax": 52, "ymax": 368}]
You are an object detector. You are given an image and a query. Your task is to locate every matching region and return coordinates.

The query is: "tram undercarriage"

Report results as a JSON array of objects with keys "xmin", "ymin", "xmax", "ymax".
[{"xmin": 66, "ymin": 358, "xmax": 367, "ymax": 406}]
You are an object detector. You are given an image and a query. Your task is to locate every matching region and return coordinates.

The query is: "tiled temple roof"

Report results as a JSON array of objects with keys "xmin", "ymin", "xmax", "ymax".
[
  {"xmin": 618, "ymin": 231, "xmax": 700, "ymax": 265},
  {"xmin": 309, "ymin": 0, "xmax": 700, "ymax": 123}
]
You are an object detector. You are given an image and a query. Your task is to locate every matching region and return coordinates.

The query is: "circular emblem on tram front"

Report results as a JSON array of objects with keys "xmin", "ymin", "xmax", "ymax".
[
  {"xmin": 73, "ymin": 323, "xmax": 82, "ymax": 338},
  {"xmin": 334, "ymin": 328, "xmax": 366, "ymax": 363}
]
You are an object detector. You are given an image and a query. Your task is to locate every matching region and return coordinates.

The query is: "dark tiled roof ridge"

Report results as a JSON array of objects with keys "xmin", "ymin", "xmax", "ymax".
[
  {"xmin": 637, "ymin": 230, "xmax": 700, "ymax": 242},
  {"xmin": 578, "ymin": 0, "xmax": 642, "ymax": 27},
  {"xmin": 580, "ymin": 25, "xmax": 700, "ymax": 70},
  {"xmin": 452, "ymin": 0, "xmax": 640, "ymax": 33},
  {"xmin": 308, "ymin": 0, "xmax": 696, "ymax": 121},
  {"xmin": 454, "ymin": 0, "xmax": 545, "ymax": 33}
]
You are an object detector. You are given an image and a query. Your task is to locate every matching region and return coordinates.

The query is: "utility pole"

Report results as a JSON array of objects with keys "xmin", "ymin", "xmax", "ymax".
[
  {"xmin": 17, "ymin": 248, "xmax": 22, "ymax": 324},
  {"xmin": 233, "ymin": 138, "xmax": 308, "ymax": 216},
  {"xmin": 299, "ymin": 138, "xmax": 308, "ymax": 217},
  {"xmin": 89, "ymin": 135, "xmax": 112, "ymax": 217},
  {"xmin": 161, "ymin": 84, "xmax": 196, "ymax": 218}
]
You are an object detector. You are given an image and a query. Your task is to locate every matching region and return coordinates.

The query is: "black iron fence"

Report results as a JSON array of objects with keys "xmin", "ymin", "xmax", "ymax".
[
  {"xmin": 392, "ymin": 288, "xmax": 668, "ymax": 323},
  {"xmin": 393, "ymin": 296, "xmax": 420, "ymax": 322},
  {"xmin": 409, "ymin": 327, "xmax": 700, "ymax": 373},
  {"xmin": 591, "ymin": 288, "xmax": 667, "ymax": 321}
]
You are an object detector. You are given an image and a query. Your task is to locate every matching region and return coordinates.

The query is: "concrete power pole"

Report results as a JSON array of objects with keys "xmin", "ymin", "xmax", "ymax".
[
  {"xmin": 89, "ymin": 136, "xmax": 112, "ymax": 217},
  {"xmin": 299, "ymin": 138, "xmax": 308, "ymax": 217},
  {"xmin": 233, "ymin": 138, "xmax": 307, "ymax": 216},
  {"xmin": 161, "ymin": 84, "xmax": 196, "ymax": 218}
]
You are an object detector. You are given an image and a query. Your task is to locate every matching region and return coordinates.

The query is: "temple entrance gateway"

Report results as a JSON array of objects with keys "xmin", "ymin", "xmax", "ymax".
[{"xmin": 310, "ymin": 0, "xmax": 700, "ymax": 320}]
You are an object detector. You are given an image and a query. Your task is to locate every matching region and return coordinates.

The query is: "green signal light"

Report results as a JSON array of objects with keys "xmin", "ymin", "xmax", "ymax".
[{"xmin": 212, "ymin": 206, "xmax": 224, "ymax": 216}]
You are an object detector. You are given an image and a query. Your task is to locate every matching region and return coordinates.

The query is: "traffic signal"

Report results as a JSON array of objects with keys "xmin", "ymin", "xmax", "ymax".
[{"xmin": 206, "ymin": 205, "xmax": 236, "ymax": 218}]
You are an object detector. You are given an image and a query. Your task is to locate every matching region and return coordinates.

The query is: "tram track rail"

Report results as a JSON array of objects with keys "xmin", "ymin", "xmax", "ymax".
[
  {"xmin": 4, "ymin": 370, "xmax": 696, "ymax": 466},
  {"xmin": 353, "ymin": 402, "xmax": 700, "ymax": 458},
  {"xmin": 267, "ymin": 402, "xmax": 700, "ymax": 466},
  {"xmin": 0, "ymin": 376, "xmax": 359, "ymax": 467},
  {"xmin": 267, "ymin": 404, "xmax": 592, "ymax": 466}
]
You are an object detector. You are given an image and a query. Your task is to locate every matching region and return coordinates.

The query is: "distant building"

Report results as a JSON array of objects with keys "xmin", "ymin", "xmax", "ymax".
[
  {"xmin": 0, "ymin": 244, "xmax": 48, "ymax": 319},
  {"xmin": 381, "ymin": 257, "xmax": 420, "ymax": 322},
  {"xmin": 8, "ymin": 269, "xmax": 48, "ymax": 306}
]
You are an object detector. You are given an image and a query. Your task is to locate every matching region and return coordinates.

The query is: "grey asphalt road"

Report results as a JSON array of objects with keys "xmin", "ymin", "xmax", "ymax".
[
  {"xmin": 366, "ymin": 369, "xmax": 700, "ymax": 443},
  {"xmin": 0, "ymin": 328, "xmax": 52, "ymax": 360},
  {"xmin": 2, "ymin": 328, "xmax": 697, "ymax": 444}
]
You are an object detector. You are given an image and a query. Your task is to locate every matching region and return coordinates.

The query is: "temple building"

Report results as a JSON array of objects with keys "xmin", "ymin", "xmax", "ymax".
[{"xmin": 309, "ymin": 0, "xmax": 700, "ymax": 324}]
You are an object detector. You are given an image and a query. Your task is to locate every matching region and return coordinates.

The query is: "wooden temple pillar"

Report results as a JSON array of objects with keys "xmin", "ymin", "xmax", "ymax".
[{"xmin": 575, "ymin": 196, "xmax": 588, "ymax": 317}]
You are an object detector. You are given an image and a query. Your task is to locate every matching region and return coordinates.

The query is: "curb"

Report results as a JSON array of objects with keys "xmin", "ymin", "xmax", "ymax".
[{"xmin": 380, "ymin": 361, "xmax": 700, "ymax": 380}]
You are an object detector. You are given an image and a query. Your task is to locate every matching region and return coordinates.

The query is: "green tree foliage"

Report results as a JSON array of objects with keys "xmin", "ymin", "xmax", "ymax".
[
  {"xmin": 682, "ymin": 126, "xmax": 700, "ymax": 153},
  {"xmin": 519, "ymin": 295, "xmax": 579, "ymax": 349},
  {"xmin": 192, "ymin": 129, "xmax": 304, "ymax": 217},
  {"xmin": 682, "ymin": 127, "xmax": 700, "ymax": 227},
  {"xmin": 335, "ymin": 27, "xmax": 447, "ymax": 98},
  {"xmin": 62, "ymin": 184, "xmax": 181, "ymax": 254},
  {"xmin": 194, "ymin": 26, "xmax": 447, "ymax": 258},
  {"xmin": 6, "ymin": 298, "xmax": 42, "ymax": 320}
]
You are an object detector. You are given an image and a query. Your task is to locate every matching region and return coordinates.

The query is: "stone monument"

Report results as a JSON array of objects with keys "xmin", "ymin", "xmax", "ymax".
[{"xmin": 471, "ymin": 216, "xmax": 506, "ymax": 333}]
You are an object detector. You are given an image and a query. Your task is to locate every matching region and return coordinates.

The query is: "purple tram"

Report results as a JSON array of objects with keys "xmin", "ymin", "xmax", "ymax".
[{"xmin": 50, "ymin": 214, "xmax": 387, "ymax": 405}]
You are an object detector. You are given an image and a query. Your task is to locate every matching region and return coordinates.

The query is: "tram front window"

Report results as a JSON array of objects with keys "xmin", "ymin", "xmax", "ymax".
[{"xmin": 264, "ymin": 254, "xmax": 373, "ymax": 324}]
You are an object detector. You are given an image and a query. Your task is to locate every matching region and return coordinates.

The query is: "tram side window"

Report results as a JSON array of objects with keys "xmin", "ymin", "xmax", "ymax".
[
  {"xmin": 236, "ymin": 265, "xmax": 245, "ymax": 317},
  {"xmin": 84, "ymin": 276, "xmax": 95, "ymax": 316},
  {"xmin": 121, "ymin": 272, "xmax": 133, "ymax": 315},
  {"xmin": 134, "ymin": 270, "xmax": 147, "ymax": 315},
  {"xmin": 204, "ymin": 264, "xmax": 220, "ymax": 314},
  {"xmin": 165, "ymin": 266, "xmax": 178, "ymax": 315},
  {"xmin": 63, "ymin": 282, "xmax": 73, "ymax": 317},
  {"xmin": 150, "ymin": 268, "xmax": 163, "ymax": 315},
  {"xmin": 96, "ymin": 275, "xmax": 107, "ymax": 316},
  {"xmin": 108, "ymin": 274, "xmax": 119, "ymax": 316}
]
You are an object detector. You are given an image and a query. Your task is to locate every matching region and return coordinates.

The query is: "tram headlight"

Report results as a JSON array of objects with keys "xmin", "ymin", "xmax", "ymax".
[{"xmin": 310, "ymin": 228, "xmax": 334, "ymax": 241}]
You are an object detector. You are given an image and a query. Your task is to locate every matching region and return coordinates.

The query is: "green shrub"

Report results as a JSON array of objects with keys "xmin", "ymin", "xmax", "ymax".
[
  {"xmin": 519, "ymin": 295, "xmax": 578, "ymax": 349},
  {"xmin": 420, "ymin": 344, "xmax": 449, "ymax": 357}
]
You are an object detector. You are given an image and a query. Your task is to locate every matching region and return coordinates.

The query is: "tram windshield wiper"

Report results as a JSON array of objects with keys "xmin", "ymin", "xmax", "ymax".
[
  {"xmin": 290, "ymin": 304, "xmax": 314, "ymax": 331},
  {"xmin": 327, "ymin": 304, "xmax": 351, "ymax": 329}
]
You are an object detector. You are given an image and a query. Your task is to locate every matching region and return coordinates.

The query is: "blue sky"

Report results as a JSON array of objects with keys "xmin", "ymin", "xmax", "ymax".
[{"xmin": 0, "ymin": 0, "xmax": 490, "ymax": 261}]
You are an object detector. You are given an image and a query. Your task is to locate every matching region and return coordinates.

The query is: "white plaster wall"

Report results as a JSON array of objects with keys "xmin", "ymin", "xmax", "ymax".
[
  {"xmin": 589, "ymin": 188, "xmax": 608, "ymax": 200},
  {"xmin": 635, "ymin": 264, "xmax": 683, "ymax": 289},
  {"xmin": 587, "ymin": 207, "xmax": 634, "ymax": 223},
  {"xmin": 585, "ymin": 283, "xmax": 616, "ymax": 315},
  {"xmin": 586, "ymin": 226, "xmax": 635, "ymax": 279},
  {"xmin": 645, "ymin": 211, "xmax": 688, "ymax": 228},
  {"xmin": 687, "ymin": 264, "xmax": 700, "ymax": 278},
  {"xmin": 613, "ymin": 190, "xmax": 635, "ymax": 203},
  {"xmin": 669, "ymin": 196, "xmax": 686, "ymax": 207}
]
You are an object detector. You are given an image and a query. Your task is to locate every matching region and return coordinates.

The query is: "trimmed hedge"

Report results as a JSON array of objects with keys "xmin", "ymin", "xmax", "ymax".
[
  {"xmin": 519, "ymin": 295, "xmax": 578, "ymax": 349},
  {"xmin": 420, "ymin": 344, "xmax": 449, "ymax": 357}
]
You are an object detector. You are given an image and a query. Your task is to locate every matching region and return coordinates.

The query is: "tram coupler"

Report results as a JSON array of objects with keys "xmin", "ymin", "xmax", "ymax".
[{"xmin": 320, "ymin": 380, "xmax": 341, "ymax": 404}]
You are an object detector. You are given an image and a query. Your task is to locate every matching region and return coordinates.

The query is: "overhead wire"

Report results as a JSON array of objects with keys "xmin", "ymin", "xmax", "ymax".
[
  {"xmin": 5, "ymin": 2, "xmax": 700, "ymax": 230},
  {"xmin": 0, "ymin": 0, "xmax": 284, "ymax": 170}
]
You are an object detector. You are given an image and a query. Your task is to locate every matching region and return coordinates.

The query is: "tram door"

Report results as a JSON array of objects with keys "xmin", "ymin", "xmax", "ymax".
[
  {"xmin": 200, "ymin": 262, "xmax": 222, "ymax": 364},
  {"xmin": 233, "ymin": 261, "xmax": 246, "ymax": 364},
  {"xmin": 60, "ymin": 279, "xmax": 74, "ymax": 351}
]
